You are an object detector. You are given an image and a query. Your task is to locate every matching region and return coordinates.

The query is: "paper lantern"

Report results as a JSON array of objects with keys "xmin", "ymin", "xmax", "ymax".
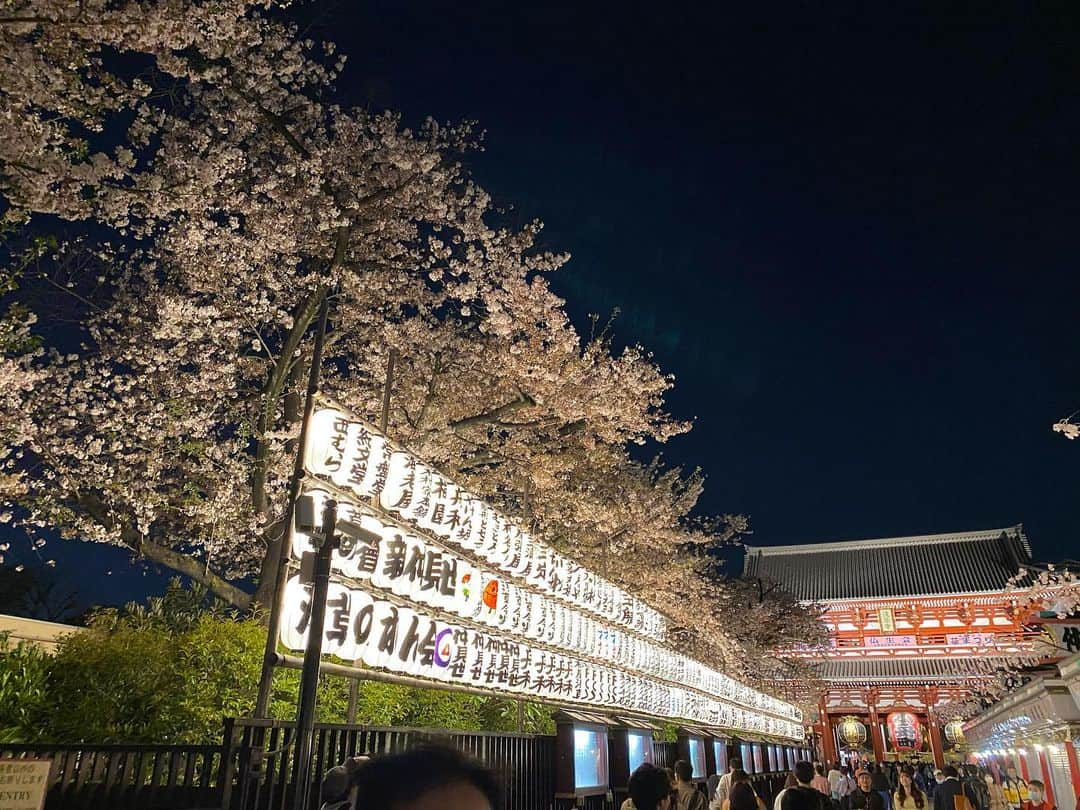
[
  {"xmin": 304, "ymin": 409, "xmax": 350, "ymax": 480},
  {"xmin": 838, "ymin": 716, "xmax": 868, "ymax": 748},
  {"xmin": 944, "ymin": 719, "xmax": 966, "ymax": 745},
  {"xmin": 378, "ymin": 451, "xmax": 413, "ymax": 513},
  {"xmin": 886, "ymin": 712, "xmax": 922, "ymax": 752}
]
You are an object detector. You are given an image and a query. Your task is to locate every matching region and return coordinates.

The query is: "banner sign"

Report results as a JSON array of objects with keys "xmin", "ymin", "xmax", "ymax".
[
  {"xmin": 945, "ymin": 633, "xmax": 997, "ymax": 647},
  {"xmin": 280, "ymin": 406, "xmax": 803, "ymax": 738},
  {"xmin": 865, "ymin": 635, "xmax": 916, "ymax": 649}
]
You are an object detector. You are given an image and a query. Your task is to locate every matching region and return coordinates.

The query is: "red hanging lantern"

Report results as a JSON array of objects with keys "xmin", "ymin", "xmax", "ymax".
[{"xmin": 886, "ymin": 712, "xmax": 923, "ymax": 752}]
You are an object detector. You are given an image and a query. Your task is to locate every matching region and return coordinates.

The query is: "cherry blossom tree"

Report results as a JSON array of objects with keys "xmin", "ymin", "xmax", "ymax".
[
  {"xmin": 0, "ymin": 0, "xmax": 822, "ymax": 674},
  {"xmin": 1053, "ymin": 415, "xmax": 1079, "ymax": 440}
]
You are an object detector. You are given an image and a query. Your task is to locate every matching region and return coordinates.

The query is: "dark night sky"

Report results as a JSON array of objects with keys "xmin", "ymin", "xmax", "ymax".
[
  {"xmin": 8, "ymin": 2, "xmax": 1080, "ymax": 610},
  {"xmin": 326, "ymin": 2, "xmax": 1080, "ymax": 562}
]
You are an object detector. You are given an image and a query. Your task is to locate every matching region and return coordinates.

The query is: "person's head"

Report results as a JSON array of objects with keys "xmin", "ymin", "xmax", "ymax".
[
  {"xmin": 900, "ymin": 771, "xmax": 913, "ymax": 790},
  {"xmin": 942, "ymin": 767, "xmax": 958, "ymax": 780},
  {"xmin": 784, "ymin": 783, "xmax": 827, "ymax": 810},
  {"xmin": 730, "ymin": 781, "xmax": 758, "ymax": 810},
  {"xmin": 1006, "ymin": 767, "xmax": 1018, "ymax": 780},
  {"xmin": 324, "ymin": 746, "xmax": 498, "ymax": 810},
  {"xmin": 815, "ymin": 764, "xmax": 825, "ymax": 777},
  {"xmin": 983, "ymin": 774, "xmax": 995, "ymax": 787},
  {"xmin": 731, "ymin": 769, "xmax": 751, "ymax": 786},
  {"xmin": 795, "ymin": 761, "xmax": 815, "ymax": 786},
  {"xmin": 1028, "ymin": 780, "xmax": 1046, "ymax": 803},
  {"xmin": 674, "ymin": 760, "xmax": 693, "ymax": 786},
  {"xmin": 857, "ymin": 771, "xmax": 872, "ymax": 793},
  {"xmin": 630, "ymin": 763, "xmax": 674, "ymax": 810},
  {"xmin": 934, "ymin": 769, "xmax": 944, "ymax": 784},
  {"xmin": 730, "ymin": 758, "xmax": 743, "ymax": 773}
]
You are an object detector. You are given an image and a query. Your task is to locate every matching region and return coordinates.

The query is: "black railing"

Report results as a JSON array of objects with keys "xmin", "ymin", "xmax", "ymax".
[
  {"xmin": 1, "ymin": 721, "xmax": 790, "ymax": 810},
  {"xmin": 0, "ymin": 741, "xmax": 226, "ymax": 810}
]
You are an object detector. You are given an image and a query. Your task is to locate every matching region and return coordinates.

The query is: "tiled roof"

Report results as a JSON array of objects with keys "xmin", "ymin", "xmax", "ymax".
[
  {"xmin": 742, "ymin": 526, "xmax": 1031, "ymax": 601},
  {"xmin": 815, "ymin": 656, "xmax": 1013, "ymax": 683}
]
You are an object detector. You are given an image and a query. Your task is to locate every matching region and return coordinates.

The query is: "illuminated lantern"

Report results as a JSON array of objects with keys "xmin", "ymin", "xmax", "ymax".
[
  {"xmin": 279, "ymin": 575, "xmax": 310, "ymax": 652},
  {"xmin": 886, "ymin": 712, "xmax": 922, "ymax": 752},
  {"xmin": 304, "ymin": 409, "xmax": 350, "ymax": 480},
  {"xmin": 362, "ymin": 600, "xmax": 395, "ymax": 670},
  {"xmin": 454, "ymin": 560, "xmax": 477, "ymax": 616},
  {"xmin": 430, "ymin": 623, "xmax": 456, "ymax": 681},
  {"xmin": 350, "ymin": 590, "xmax": 375, "ymax": 658},
  {"xmin": 944, "ymin": 719, "xmax": 966, "ymax": 746},
  {"xmin": 378, "ymin": 451, "xmax": 413, "ymax": 513},
  {"xmin": 838, "ymin": 716, "xmax": 868, "ymax": 748},
  {"xmin": 337, "ymin": 512, "xmax": 384, "ymax": 581}
]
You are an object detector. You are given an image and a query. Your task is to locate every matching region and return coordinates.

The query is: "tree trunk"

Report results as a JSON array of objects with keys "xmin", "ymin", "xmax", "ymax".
[{"xmin": 74, "ymin": 492, "xmax": 254, "ymax": 610}]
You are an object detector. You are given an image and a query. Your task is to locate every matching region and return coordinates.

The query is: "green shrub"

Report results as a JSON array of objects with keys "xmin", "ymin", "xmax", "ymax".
[{"xmin": 0, "ymin": 581, "xmax": 553, "ymax": 743}]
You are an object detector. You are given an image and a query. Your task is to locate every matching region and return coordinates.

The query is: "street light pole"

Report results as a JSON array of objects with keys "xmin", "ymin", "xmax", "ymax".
[{"xmin": 291, "ymin": 498, "xmax": 339, "ymax": 810}]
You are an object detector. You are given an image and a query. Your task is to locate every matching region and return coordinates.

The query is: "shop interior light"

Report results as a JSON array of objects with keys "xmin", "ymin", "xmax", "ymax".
[{"xmin": 1034, "ymin": 744, "xmax": 1044, "ymax": 751}]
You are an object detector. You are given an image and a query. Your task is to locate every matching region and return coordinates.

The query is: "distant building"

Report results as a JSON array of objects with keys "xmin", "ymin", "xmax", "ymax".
[
  {"xmin": 743, "ymin": 526, "xmax": 1040, "ymax": 766},
  {"xmin": 0, "ymin": 613, "xmax": 83, "ymax": 652}
]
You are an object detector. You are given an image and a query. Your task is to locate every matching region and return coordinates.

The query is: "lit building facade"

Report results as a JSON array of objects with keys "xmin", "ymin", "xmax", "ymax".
[{"xmin": 743, "ymin": 526, "xmax": 1044, "ymax": 767}]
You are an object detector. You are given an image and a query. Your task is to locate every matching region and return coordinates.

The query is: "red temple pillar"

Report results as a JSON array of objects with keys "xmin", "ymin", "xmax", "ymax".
[
  {"xmin": 1037, "ymin": 751, "xmax": 1055, "ymax": 808},
  {"xmin": 927, "ymin": 715, "xmax": 945, "ymax": 768},
  {"xmin": 1066, "ymin": 742, "xmax": 1080, "ymax": 802},
  {"xmin": 819, "ymin": 698, "xmax": 838, "ymax": 765},
  {"xmin": 868, "ymin": 691, "xmax": 885, "ymax": 763},
  {"xmin": 921, "ymin": 687, "xmax": 945, "ymax": 768}
]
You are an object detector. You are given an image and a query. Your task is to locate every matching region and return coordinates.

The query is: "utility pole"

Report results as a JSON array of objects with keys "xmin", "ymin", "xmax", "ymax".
[{"xmin": 291, "ymin": 497, "xmax": 339, "ymax": 810}]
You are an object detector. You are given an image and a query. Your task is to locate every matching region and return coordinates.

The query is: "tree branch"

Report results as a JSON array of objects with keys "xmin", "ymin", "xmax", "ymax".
[
  {"xmin": 74, "ymin": 492, "xmax": 252, "ymax": 610},
  {"xmin": 250, "ymin": 284, "xmax": 326, "ymax": 514},
  {"xmin": 450, "ymin": 390, "xmax": 536, "ymax": 431},
  {"xmin": 137, "ymin": 537, "xmax": 252, "ymax": 610}
]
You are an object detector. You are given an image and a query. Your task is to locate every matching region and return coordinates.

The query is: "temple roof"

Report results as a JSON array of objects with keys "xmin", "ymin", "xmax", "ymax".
[
  {"xmin": 816, "ymin": 656, "xmax": 1013, "ymax": 683},
  {"xmin": 742, "ymin": 526, "xmax": 1031, "ymax": 602}
]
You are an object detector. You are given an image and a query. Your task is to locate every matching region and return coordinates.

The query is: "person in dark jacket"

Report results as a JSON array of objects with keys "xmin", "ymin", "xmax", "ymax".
[
  {"xmin": 870, "ymin": 765, "xmax": 892, "ymax": 809},
  {"xmin": 845, "ymin": 771, "xmax": 885, "ymax": 810},
  {"xmin": 933, "ymin": 766, "xmax": 965, "ymax": 810},
  {"xmin": 783, "ymin": 762, "xmax": 828, "ymax": 810}
]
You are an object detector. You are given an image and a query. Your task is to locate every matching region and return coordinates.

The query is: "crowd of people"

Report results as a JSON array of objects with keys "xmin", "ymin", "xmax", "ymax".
[
  {"xmin": 312, "ymin": 745, "xmax": 1060, "ymax": 810},
  {"xmin": 683, "ymin": 758, "xmax": 1058, "ymax": 810}
]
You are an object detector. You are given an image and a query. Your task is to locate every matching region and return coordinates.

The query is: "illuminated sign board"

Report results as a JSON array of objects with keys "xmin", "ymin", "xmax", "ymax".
[{"xmin": 279, "ymin": 406, "xmax": 802, "ymax": 738}]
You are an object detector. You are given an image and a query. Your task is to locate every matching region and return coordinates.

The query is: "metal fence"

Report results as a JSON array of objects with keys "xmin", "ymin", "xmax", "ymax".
[
  {"xmin": 0, "ymin": 741, "xmax": 227, "ymax": 810},
  {"xmin": 0, "ymin": 719, "xmax": 555, "ymax": 810},
  {"xmin": 1, "ymin": 721, "xmax": 785, "ymax": 810},
  {"xmin": 225, "ymin": 718, "xmax": 555, "ymax": 810}
]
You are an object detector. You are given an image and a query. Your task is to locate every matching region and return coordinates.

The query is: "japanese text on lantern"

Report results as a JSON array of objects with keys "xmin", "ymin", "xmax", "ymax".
[{"xmin": 277, "ymin": 405, "xmax": 803, "ymax": 737}]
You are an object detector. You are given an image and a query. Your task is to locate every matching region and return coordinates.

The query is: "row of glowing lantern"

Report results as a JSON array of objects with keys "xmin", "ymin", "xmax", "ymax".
[
  {"xmin": 291, "ymin": 485, "xmax": 801, "ymax": 722},
  {"xmin": 304, "ymin": 408, "xmax": 666, "ymax": 639},
  {"xmin": 279, "ymin": 575, "xmax": 803, "ymax": 739}
]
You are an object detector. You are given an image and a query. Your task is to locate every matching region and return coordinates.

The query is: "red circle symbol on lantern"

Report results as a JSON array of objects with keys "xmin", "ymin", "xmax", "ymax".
[{"xmin": 886, "ymin": 712, "xmax": 923, "ymax": 752}]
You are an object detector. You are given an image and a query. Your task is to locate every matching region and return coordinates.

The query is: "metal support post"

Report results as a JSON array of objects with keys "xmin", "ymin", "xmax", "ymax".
[{"xmin": 292, "ymin": 499, "xmax": 338, "ymax": 810}]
